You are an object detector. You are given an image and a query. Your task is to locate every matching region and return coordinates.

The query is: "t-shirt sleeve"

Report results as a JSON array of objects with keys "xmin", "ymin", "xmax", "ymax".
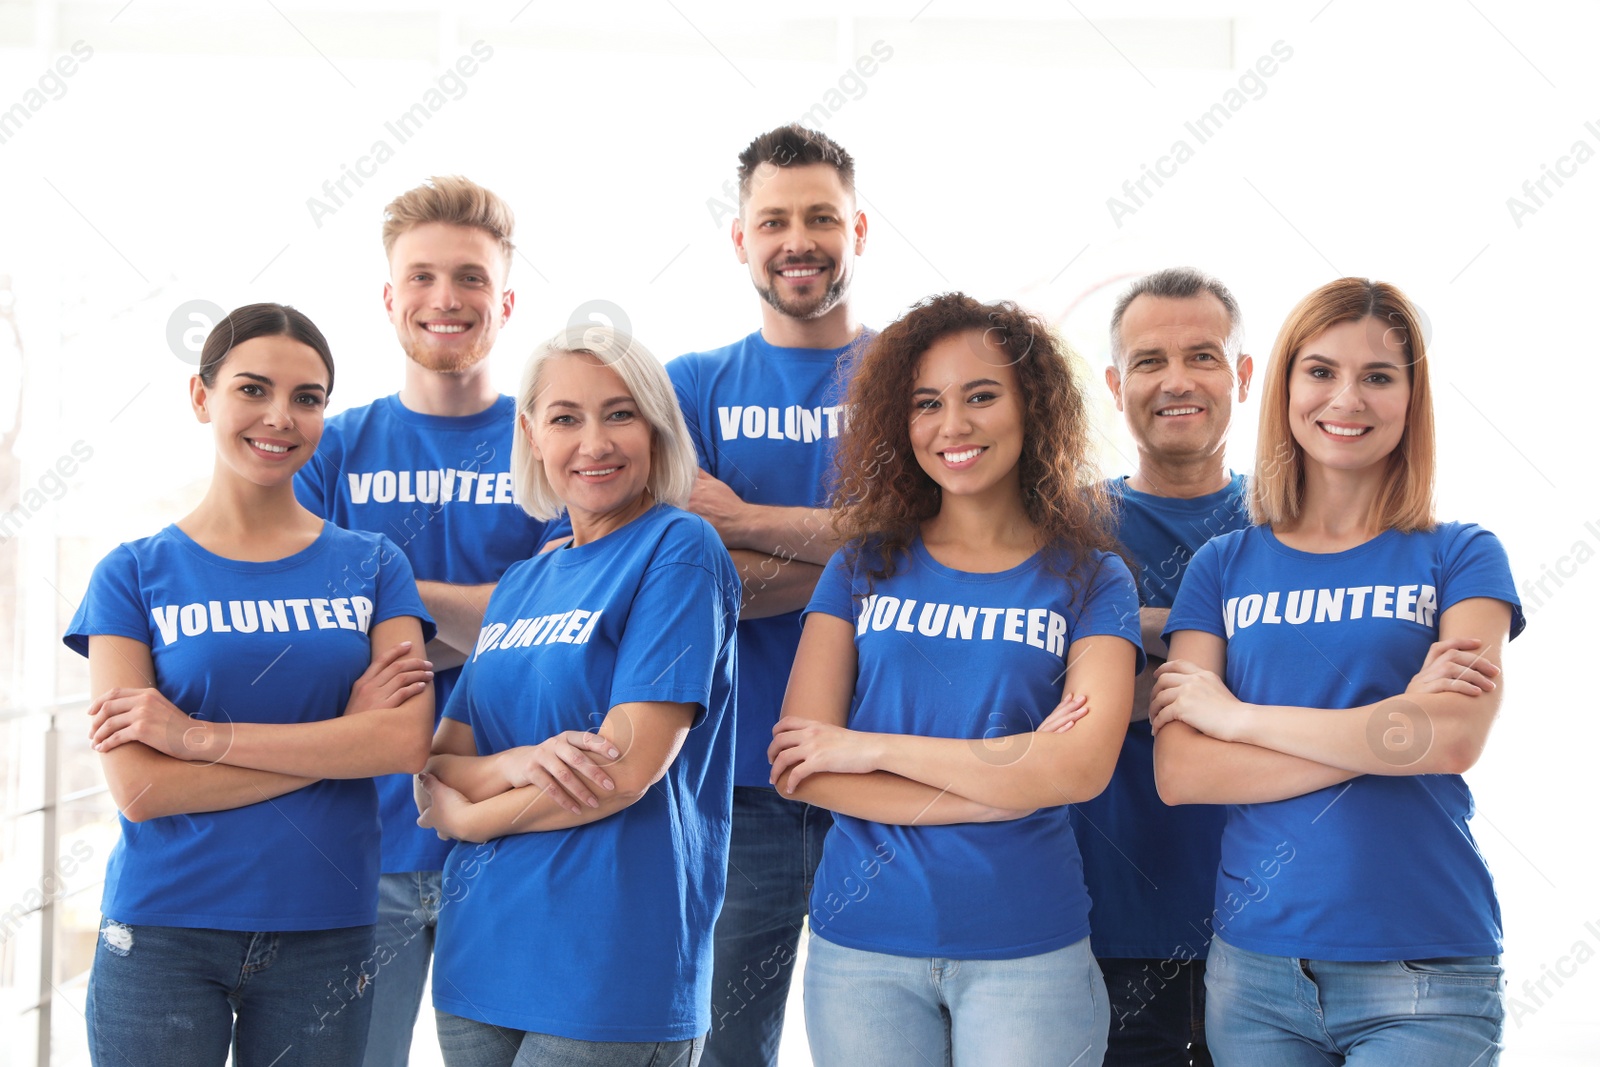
[
  {"xmin": 441, "ymin": 653, "xmax": 477, "ymax": 725},
  {"xmin": 1441, "ymin": 524, "xmax": 1526, "ymax": 639},
  {"xmin": 607, "ymin": 556, "xmax": 735, "ymax": 725},
  {"xmin": 373, "ymin": 535, "xmax": 438, "ymax": 643},
  {"xmin": 801, "ymin": 548, "xmax": 861, "ymax": 627},
  {"xmin": 666, "ymin": 357, "xmax": 713, "ymax": 472},
  {"xmin": 294, "ymin": 436, "xmax": 334, "ymax": 518},
  {"xmin": 62, "ymin": 546, "xmax": 149, "ymax": 657},
  {"xmin": 1073, "ymin": 553, "xmax": 1147, "ymax": 674},
  {"xmin": 1164, "ymin": 539, "xmax": 1227, "ymax": 643}
]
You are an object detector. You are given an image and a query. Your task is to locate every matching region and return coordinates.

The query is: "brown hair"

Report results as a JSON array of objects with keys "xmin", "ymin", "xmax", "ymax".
[
  {"xmin": 381, "ymin": 176, "xmax": 515, "ymax": 278},
  {"xmin": 1252, "ymin": 277, "xmax": 1436, "ymax": 532},
  {"xmin": 199, "ymin": 303, "xmax": 334, "ymax": 396},
  {"xmin": 737, "ymin": 124, "xmax": 855, "ymax": 206},
  {"xmin": 831, "ymin": 292, "xmax": 1123, "ymax": 591}
]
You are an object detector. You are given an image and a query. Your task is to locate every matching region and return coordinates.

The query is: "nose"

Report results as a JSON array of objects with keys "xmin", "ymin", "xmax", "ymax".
[
  {"xmin": 578, "ymin": 416, "xmax": 615, "ymax": 458},
  {"xmin": 261, "ymin": 400, "xmax": 295, "ymax": 431},
  {"xmin": 935, "ymin": 394, "xmax": 972, "ymax": 437},
  {"xmin": 432, "ymin": 278, "xmax": 462, "ymax": 310},
  {"xmin": 1160, "ymin": 360, "xmax": 1196, "ymax": 396},
  {"xmin": 781, "ymin": 228, "xmax": 817, "ymax": 258}
]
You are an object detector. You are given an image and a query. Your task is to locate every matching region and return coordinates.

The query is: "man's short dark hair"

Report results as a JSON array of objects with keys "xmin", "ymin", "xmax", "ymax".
[
  {"xmin": 1110, "ymin": 266, "xmax": 1243, "ymax": 367},
  {"xmin": 736, "ymin": 124, "xmax": 856, "ymax": 205}
]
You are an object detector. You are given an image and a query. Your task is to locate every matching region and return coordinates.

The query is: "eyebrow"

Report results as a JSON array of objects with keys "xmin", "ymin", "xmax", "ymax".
[
  {"xmin": 232, "ymin": 371, "xmax": 326, "ymax": 393},
  {"xmin": 545, "ymin": 396, "xmax": 635, "ymax": 409},
  {"xmin": 912, "ymin": 378, "xmax": 1003, "ymax": 395},
  {"xmin": 401, "ymin": 261, "xmax": 491, "ymax": 274},
  {"xmin": 754, "ymin": 202, "xmax": 844, "ymax": 216},
  {"xmin": 1300, "ymin": 353, "xmax": 1402, "ymax": 371}
]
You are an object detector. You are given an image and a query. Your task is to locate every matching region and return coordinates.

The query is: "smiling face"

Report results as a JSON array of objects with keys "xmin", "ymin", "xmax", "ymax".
[
  {"xmin": 733, "ymin": 163, "xmax": 865, "ymax": 323},
  {"xmin": 1108, "ymin": 292, "xmax": 1251, "ymax": 467},
  {"xmin": 384, "ymin": 222, "xmax": 514, "ymax": 374},
  {"xmin": 192, "ymin": 334, "xmax": 329, "ymax": 485},
  {"xmin": 908, "ymin": 331, "xmax": 1026, "ymax": 507},
  {"xmin": 1287, "ymin": 316, "xmax": 1411, "ymax": 476},
  {"xmin": 524, "ymin": 352, "xmax": 655, "ymax": 543}
]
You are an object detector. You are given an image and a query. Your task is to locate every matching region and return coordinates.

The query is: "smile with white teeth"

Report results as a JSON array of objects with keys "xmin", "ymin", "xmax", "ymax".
[
  {"xmin": 942, "ymin": 446, "xmax": 984, "ymax": 463},
  {"xmin": 577, "ymin": 466, "xmax": 620, "ymax": 476},
  {"xmin": 249, "ymin": 440, "xmax": 291, "ymax": 454},
  {"xmin": 424, "ymin": 323, "xmax": 469, "ymax": 333},
  {"xmin": 1158, "ymin": 406, "xmax": 1202, "ymax": 416},
  {"xmin": 1318, "ymin": 423, "xmax": 1370, "ymax": 437},
  {"xmin": 777, "ymin": 266, "xmax": 824, "ymax": 278}
]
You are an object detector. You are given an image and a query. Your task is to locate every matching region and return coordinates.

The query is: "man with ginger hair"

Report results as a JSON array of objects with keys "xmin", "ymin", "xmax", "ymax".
[{"xmin": 295, "ymin": 175, "xmax": 545, "ymax": 1067}]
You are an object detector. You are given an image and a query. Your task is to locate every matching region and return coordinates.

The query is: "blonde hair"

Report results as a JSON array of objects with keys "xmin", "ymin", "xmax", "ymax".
[
  {"xmin": 1252, "ymin": 277, "xmax": 1436, "ymax": 532},
  {"xmin": 381, "ymin": 176, "xmax": 515, "ymax": 279},
  {"xmin": 511, "ymin": 326, "xmax": 699, "ymax": 522}
]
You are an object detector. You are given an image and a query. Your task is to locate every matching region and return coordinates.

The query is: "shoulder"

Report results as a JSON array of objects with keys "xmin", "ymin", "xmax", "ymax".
[{"xmin": 644, "ymin": 507, "xmax": 736, "ymax": 575}]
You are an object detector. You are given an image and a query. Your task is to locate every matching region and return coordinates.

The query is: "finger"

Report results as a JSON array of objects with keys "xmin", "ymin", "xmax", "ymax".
[
  {"xmin": 770, "ymin": 747, "xmax": 804, "ymax": 787},
  {"xmin": 783, "ymin": 758, "xmax": 814, "ymax": 794},
  {"xmin": 532, "ymin": 759, "xmax": 600, "ymax": 810},
  {"xmin": 564, "ymin": 731, "xmax": 621, "ymax": 761},
  {"xmin": 555, "ymin": 745, "xmax": 615, "ymax": 792}
]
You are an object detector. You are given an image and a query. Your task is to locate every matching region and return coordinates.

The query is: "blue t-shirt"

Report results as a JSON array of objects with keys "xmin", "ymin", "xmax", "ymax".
[
  {"xmin": 431, "ymin": 504, "xmax": 740, "ymax": 1041},
  {"xmin": 804, "ymin": 537, "xmax": 1142, "ymax": 959},
  {"xmin": 670, "ymin": 329, "xmax": 868, "ymax": 787},
  {"xmin": 295, "ymin": 393, "xmax": 545, "ymax": 873},
  {"xmin": 1165, "ymin": 522, "xmax": 1525, "ymax": 960},
  {"xmin": 63, "ymin": 523, "xmax": 432, "ymax": 931},
  {"xmin": 1072, "ymin": 474, "xmax": 1247, "ymax": 959}
]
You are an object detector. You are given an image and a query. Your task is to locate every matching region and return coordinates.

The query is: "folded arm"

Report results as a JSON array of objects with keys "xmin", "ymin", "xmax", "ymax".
[
  {"xmin": 89, "ymin": 617, "xmax": 434, "ymax": 780},
  {"xmin": 1153, "ymin": 599, "xmax": 1511, "ymax": 779},
  {"xmin": 418, "ymin": 700, "xmax": 695, "ymax": 843},
  {"xmin": 89, "ymin": 635, "xmax": 317, "ymax": 822}
]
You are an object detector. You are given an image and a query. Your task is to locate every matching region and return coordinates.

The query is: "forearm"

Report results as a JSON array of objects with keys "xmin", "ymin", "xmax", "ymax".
[
  {"xmin": 438, "ymin": 779, "xmax": 648, "ymax": 842},
  {"xmin": 778, "ymin": 769, "xmax": 1024, "ymax": 825},
  {"xmin": 729, "ymin": 550, "xmax": 824, "ymax": 620},
  {"xmin": 425, "ymin": 639, "xmax": 468, "ymax": 672},
  {"xmin": 730, "ymin": 504, "xmax": 840, "ymax": 565},
  {"xmin": 870, "ymin": 730, "xmax": 1117, "ymax": 809},
  {"xmin": 102, "ymin": 744, "xmax": 316, "ymax": 822},
  {"xmin": 424, "ymin": 750, "xmax": 513, "ymax": 802},
  {"xmin": 1229, "ymin": 693, "xmax": 1495, "ymax": 776},
  {"xmin": 1153, "ymin": 721, "xmax": 1359, "ymax": 805},
  {"xmin": 190, "ymin": 704, "xmax": 433, "ymax": 778},
  {"xmin": 1140, "ymin": 607, "xmax": 1170, "ymax": 660},
  {"xmin": 417, "ymin": 580, "xmax": 495, "ymax": 653}
]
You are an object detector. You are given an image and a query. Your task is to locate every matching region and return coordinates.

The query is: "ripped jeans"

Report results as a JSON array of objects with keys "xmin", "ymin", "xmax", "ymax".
[{"xmin": 87, "ymin": 919, "xmax": 377, "ymax": 1067}]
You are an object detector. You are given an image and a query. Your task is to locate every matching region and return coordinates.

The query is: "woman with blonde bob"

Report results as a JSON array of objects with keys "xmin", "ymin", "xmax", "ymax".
[
  {"xmin": 415, "ymin": 326, "xmax": 740, "ymax": 1066},
  {"xmin": 769, "ymin": 293, "xmax": 1142, "ymax": 1065},
  {"xmin": 1151, "ymin": 278, "xmax": 1523, "ymax": 1065}
]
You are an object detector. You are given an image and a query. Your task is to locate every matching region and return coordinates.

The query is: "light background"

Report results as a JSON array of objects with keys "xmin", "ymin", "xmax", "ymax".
[{"xmin": 1, "ymin": 1, "xmax": 1595, "ymax": 1063}]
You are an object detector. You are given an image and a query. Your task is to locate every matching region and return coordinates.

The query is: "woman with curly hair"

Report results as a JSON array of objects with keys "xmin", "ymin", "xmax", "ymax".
[{"xmin": 768, "ymin": 292, "xmax": 1142, "ymax": 1065}]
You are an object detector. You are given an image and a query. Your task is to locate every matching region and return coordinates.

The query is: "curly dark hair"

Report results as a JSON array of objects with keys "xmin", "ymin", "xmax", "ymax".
[{"xmin": 830, "ymin": 292, "xmax": 1123, "ymax": 595}]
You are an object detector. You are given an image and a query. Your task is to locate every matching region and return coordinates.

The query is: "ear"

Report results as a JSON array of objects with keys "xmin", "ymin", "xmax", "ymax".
[
  {"xmin": 500, "ymin": 287, "xmax": 516, "ymax": 326},
  {"xmin": 520, "ymin": 412, "xmax": 541, "ymax": 462},
  {"xmin": 1235, "ymin": 354, "xmax": 1255, "ymax": 402},
  {"xmin": 731, "ymin": 216, "xmax": 748, "ymax": 265},
  {"xmin": 852, "ymin": 209, "xmax": 868, "ymax": 255},
  {"xmin": 383, "ymin": 281, "xmax": 396, "ymax": 322},
  {"xmin": 190, "ymin": 375, "xmax": 212, "ymax": 423},
  {"xmin": 1104, "ymin": 364, "xmax": 1125, "ymax": 412}
]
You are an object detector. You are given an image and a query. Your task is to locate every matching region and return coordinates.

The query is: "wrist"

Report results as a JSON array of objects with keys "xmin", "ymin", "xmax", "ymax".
[{"xmin": 1226, "ymin": 701, "xmax": 1261, "ymax": 745}]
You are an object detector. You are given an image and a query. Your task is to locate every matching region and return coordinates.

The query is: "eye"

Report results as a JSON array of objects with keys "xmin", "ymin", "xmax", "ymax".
[
  {"xmin": 913, "ymin": 397, "xmax": 941, "ymax": 411},
  {"xmin": 813, "ymin": 215, "xmax": 837, "ymax": 224},
  {"xmin": 1194, "ymin": 353, "xmax": 1218, "ymax": 363},
  {"xmin": 548, "ymin": 414, "xmax": 575, "ymax": 425},
  {"xmin": 295, "ymin": 392, "xmax": 325, "ymax": 407},
  {"xmin": 461, "ymin": 274, "xmax": 485, "ymax": 285},
  {"xmin": 1365, "ymin": 372, "xmax": 1394, "ymax": 385},
  {"xmin": 967, "ymin": 391, "xmax": 997, "ymax": 404},
  {"xmin": 606, "ymin": 409, "xmax": 637, "ymax": 421},
  {"xmin": 1308, "ymin": 366, "xmax": 1333, "ymax": 379},
  {"xmin": 409, "ymin": 272, "xmax": 431, "ymax": 283},
  {"xmin": 1132, "ymin": 357, "xmax": 1159, "ymax": 370},
  {"xmin": 239, "ymin": 383, "xmax": 265, "ymax": 397}
]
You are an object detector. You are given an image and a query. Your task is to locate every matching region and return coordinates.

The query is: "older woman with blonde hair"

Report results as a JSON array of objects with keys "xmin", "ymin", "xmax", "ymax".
[
  {"xmin": 1152, "ymin": 278, "xmax": 1522, "ymax": 1065},
  {"xmin": 415, "ymin": 325, "xmax": 740, "ymax": 1067}
]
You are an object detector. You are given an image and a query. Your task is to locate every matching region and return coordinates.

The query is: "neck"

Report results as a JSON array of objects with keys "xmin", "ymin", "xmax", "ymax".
[
  {"xmin": 758, "ymin": 300, "xmax": 861, "ymax": 350},
  {"xmin": 399, "ymin": 359, "xmax": 499, "ymax": 417},
  {"xmin": 922, "ymin": 484, "xmax": 1035, "ymax": 551},
  {"xmin": 568, "ymin": 491, "xmax": 654, "ymax": 547},
  {"xmin": 1127, "ymin": 450, "xmax": 1231, "ymax": 498},
  {"xmin": 1283, "ymin": 464, "xmax": 1387, "ymax": 542},
  {"xmin": 185, "ymin": 466, "xmax": 316, "ymax": 546}
]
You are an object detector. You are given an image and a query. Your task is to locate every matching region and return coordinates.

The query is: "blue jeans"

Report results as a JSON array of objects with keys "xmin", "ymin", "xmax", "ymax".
[
  {"xmin": 1100, "ymin": 956, "xmax": 1212, "ymax": 1066},
  {"xmin": 363, "ymin": 870, "xmax": 443, "ymax": 1067},
  {"xmin": 435, "ymin": 1011, "xmax": 703, "ymax": 1066},
  {"xmin": 700, "ymin": 785, "xmax": 831, "ymax": 1067},
  {"xmin": 803, "ymin": 933, "xmax": 1109, "ymax": 1067},
  {"xmin": 86, "ymin": 919, "xmax": 375, "ymax": 1067},
  {"xmin": 1205, "ymin": 935, "xmax": 1505, "ymax": 1065}
]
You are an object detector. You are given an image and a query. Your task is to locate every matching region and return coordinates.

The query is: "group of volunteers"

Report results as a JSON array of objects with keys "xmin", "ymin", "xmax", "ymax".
[{"xmin": 66, "ymin": 122, "xmax": 1523, "ymax": 1067}]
